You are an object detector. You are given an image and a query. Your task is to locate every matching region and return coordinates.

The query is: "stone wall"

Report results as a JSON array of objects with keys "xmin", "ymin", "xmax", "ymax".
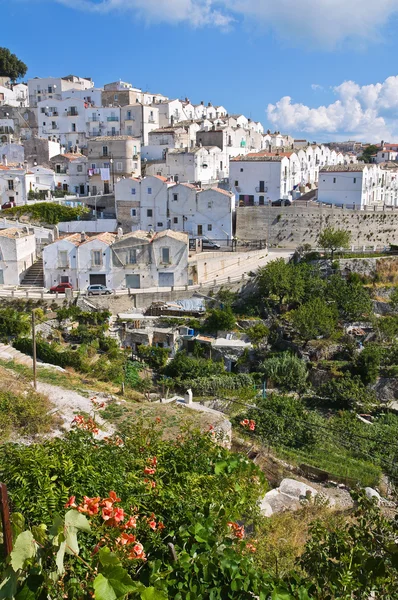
[{"xmin": 236, "ymin": 205, "xmax": 398, "ymax": 248}]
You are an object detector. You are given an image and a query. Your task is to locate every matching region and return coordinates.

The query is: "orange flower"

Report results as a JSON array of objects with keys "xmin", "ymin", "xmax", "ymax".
[
  {"xmin": 64, "ymin": 495, "xmax": 77, "ymax": 508},
  {"xmin": 157, "ymin": 521, "xmax": 165, "ymax": 531},
  {"xmin": 148, "ymin": 520, "xmax": 157, "ymax": 530},
  {"xmin": 144, "ymin": 467, "xmax": 156, "ymax": 475},
  {"xmin": 155, "ymin": 417, "xmax": 161, "ymax": 423},
  {"xmin": 117, "ymin": 532, "xmax": 136, "ymax": 546},
  {"xmin": 113, "ymin": 507, "xmax": 125, "ymax": 523},
  {"xmin": 78, "ymin": 496, "xmax": 100, "ymax": 516},
  {"xmin": 128, "ymin": 542, "xmax": 146, "ymax": 561},
  {"xmin": 124, "ymin": 516, "xmax": 137, "ymax": 529}
]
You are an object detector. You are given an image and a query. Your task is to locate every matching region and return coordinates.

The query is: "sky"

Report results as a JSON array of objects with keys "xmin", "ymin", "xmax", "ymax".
[{"xmin": 3, "ymin": 0, "xmax": 398, "ymax": 142}]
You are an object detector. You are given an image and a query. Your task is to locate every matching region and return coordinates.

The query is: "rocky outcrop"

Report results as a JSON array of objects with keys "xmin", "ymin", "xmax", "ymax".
[
  {"xmin": 373, "ymin": 378, "xmax": 398, "ymax": 405},
  {"xmin": 260, "ymin": 478, "xmax": 319, "ymax": 517}
]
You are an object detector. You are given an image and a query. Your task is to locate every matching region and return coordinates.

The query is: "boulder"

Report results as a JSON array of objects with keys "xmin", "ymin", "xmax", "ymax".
[
  {"xmin": 365, "ymin": 487, "xmax": 381, "ymax": 504},
  {"xmin": 279, "ymin": 478, "xmax": 318, "ymax": 500},
  {"xmin": 260, "ymin": 489, "xmax": 301, "ymax": 516},
  {"xmin": 373, "ymin": 378, "xmax": 398, "ymax": 405}
]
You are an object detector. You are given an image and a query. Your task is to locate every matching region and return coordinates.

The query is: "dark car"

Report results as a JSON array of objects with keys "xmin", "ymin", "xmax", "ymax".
[
  {"xmin": 49, "ymin": 282, "xmax": 73, "ymax": 294},
  {"xmin": 202, "ymin": 238, "xmax": 221, "ymax": 250},
  {"xmin": 1, "ymin": 201, "xmax": 16, "ymax": 210},
  {"xmin": 271, "ymin": 199, "xmax": 292, "ymax": 207}
]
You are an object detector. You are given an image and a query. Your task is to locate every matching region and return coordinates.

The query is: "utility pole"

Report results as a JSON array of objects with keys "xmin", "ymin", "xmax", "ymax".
[{"xmin": 32, "ymin": 310, "xmax": 37, "ymax": 391}]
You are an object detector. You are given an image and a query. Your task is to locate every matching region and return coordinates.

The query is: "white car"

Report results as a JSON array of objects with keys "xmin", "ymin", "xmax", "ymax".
[{"xmin": 87, "ymin": 284, "xmax": 113, "ymax": 296}]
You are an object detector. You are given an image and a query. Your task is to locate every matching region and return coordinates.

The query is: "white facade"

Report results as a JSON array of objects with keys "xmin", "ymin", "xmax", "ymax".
[
  {"xmin": 28, "ymin": 76, "xmax": 94, "ymax": 107},
  {"xmin": 37, "ymin": 98, "xmax": 87, "ymax": 148},
  {"xmin": 318, "ymin": 164, "xmax": 398, "ymax": 208},
  {"xmin": 376, "ymin": 149, "xmax": 398, "ymax": 164},
  {"xmin": 147, "ymin": 146, "xmax": 224, "ymax": 184},
  {"xmin": 0, "ymin": 166, "xmax": 28, "ymax": 206},
  {"xmin": 121, "ymin": 105, "xmax": 159, "ymax": 145},
  {"xmin": 43, "ymin": 229, "xmax": 188, "ymax": 290},
  {"xmin": 0, "ymin": 227, "xmax": 36, "ymax": 285},
  {"xmin": 0, "ymin": 143, "xmax": 24, "ymax": 165},
  {"xmin": 0, "ymin": 84, "xmax": 28, "ymax": 107},
  {"xmin": 50, "ymin": 153, "xmax": 88, "ymax": 195},
  {"xmin": 115, "ymin": 176, "xmax": 234, "ymax": 240}
]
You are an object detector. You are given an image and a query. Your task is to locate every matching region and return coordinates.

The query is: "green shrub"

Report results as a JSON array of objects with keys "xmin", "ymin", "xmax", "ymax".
[
  {"xmin": 137, "ymin": 345, "xmax": 170, "ymax": 370},
  {"xmin": 3, "ymin": 202, "xmax": 89, "ymax": 224},
  {"xmin": 183, "ymin": 373, "xmax": 254, "ymax": 395},
  {"xmin": 162, "ymin": 351, "xmax": 225, "ymax": 380},
  {"xmin": 203, "ymin": 306, "xmax": 236, "ymax": 332},
  {"xmin": 261, "ymin": 352, "xmax": 308, "ymax": 392}
]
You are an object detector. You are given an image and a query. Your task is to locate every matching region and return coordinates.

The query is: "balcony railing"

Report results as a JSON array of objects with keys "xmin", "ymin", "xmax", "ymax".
[
  {"xmin": 148, "ymin": 117, "xmax": 155, "ymax": 123},
  {"xmin": 57, "ymin": 263, "xmax": 69, "ymax": 269},
  {"xmin": 255, "ymin": 186, "xmax": 267, "ymax": 193},
  {"xmin": 66, "ymin": 110, "xmax": 79, "ymax": 116},
  {"xmin": 107, "ymin": 116, "xmax": 119, "ymax": 122},
  {"xmin": 87, "ymin": 117, "xmax": 102, "ymax": 123},
  {"xmin": 107, "ymin": 130, "xmax": 120, "ymax": 136}
]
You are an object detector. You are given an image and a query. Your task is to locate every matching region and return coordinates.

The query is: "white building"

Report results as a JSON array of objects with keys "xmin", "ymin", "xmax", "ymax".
[
  {"xmin": 147, "ymin": 146, "xmax": 224, "ymax": 185},
  {"xmin": 50, "ymin": 153, "xmax": 88, "ymax": 195},
  {"xmin": 111, "ymin": 229, "xmax": 189, "ymax": 289},
  {"xmin": 318, "ymin": 164, "xmax": 393, "ymax": 209},
  {"xmin": 43, "ymin": 229, "xmax": 189, "ymax": 290},
  {"xmin": 115, "ymin": 176, "xmax": 234, "ymax": 240},
  {"xmin": 0, "ymin": 83, "xmax": 28, "ymax": 107},
  {"xmin": 37, "ymin": 98, "xmax": 87, "ymax": 149},
  {"xmin": 0, "ymin": 227, "xmax": 36, "ymax": 285},
  {"xmin": 28, "ymin": 76, "xmax": 94, "ymax": 107},
  {"xmin": 120, "ymin": 104, "xmax": 159, "ymax": 145},
  {"xmin": 0, "ymin": 165, "xmax": 28, "ymax": 206}
]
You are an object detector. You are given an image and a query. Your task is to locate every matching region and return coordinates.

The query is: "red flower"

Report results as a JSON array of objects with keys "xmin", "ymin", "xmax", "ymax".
[
  {"xmin": 249, "ymin": 420, "xmax": 256, "ymax": 431},
  {"xmin": 240, "ymin": 419, "xmax": 249, "ymax": 427},
  {"xmin": 117, "ymin": 532, "xmax": 136, "ymax": 546},
  {"xmin": 148, "ymin": 520, "xmax": 157, "ymax": 530},
  {"xmin": 101, "ymin": 505, "xmax": 114, "ymax": 521},
  {"xmin": 155, "ymin": 417, "xmax": 161, "ymax": 423},
  {"xmin": 157, "ymin": 521, "xmax": 165, "ymax": 530},
  {"xmin": 128, "ymin": 542, "xmax": 146, "ymax": 561},
  {"xmin": 124, "ymin": 516, "xmax": 137, "ymax": 529},
  {"xmin": 144, "ymin": 467, "xmax": 156, "ymax": 475},
  {"xmin": 64, "ymin": 495, "xmax": 76, "ymax": 508},
  {"xmin": 113, "ymin": 507, "xmax": 125, "ymax": 523},
  {"xmin": 78, "ymin": 496, "xmax": 100, "ymax": 516}
]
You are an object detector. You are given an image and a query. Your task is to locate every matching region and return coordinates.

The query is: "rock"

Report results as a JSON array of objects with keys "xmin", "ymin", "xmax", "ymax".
[
  {"xmin": 365, "ymin": 487, "xmax": 381, "ymax": 504},
  {"xmin": 260, "ymin": 488, "xmax": 301, "ymax": 516},
  {"xmin": 279, "ymin": 478, "xmax": 318, "ymax": 500},
  {"xmin": 259, "ymin": 498, "xmax": 273, "ymax": 517},
  {"xmin": 373, "ymin": 378, "xmax": 398, "ymax": 405}
]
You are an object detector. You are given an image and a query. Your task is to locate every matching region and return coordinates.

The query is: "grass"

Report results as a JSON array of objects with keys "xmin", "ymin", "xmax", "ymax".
[
  {"xmin": 0, "ymin": 365, "xmax": 56, "ymax": 442},
  {"xmin": 0, "ymin": 359, "xmax": 145, "ymax": 402}
]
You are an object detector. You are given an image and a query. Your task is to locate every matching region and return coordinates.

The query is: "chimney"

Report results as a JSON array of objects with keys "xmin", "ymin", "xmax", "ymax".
[
  {"xmin": 208, "ymin": 102, "xmax": 211, "ymax": 107},
  {"xmin": 201, "ymin": 100, "xmax": 204, "ymax": 105},
  {"xmin": 80, "ymin": 231, "xmax": 86, "ymax": 242}
]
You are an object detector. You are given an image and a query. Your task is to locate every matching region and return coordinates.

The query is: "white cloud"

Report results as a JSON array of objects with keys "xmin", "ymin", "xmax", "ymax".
[
  {"xmin": 311, "ymin": 84, "xmax": 324, "ymax": 92},
  {"xmin": 267, "ymin": 76, "xmax": 398, "ymax": 141},
  {"xmin": 54, "ymin": 0, "xmax": 398, "ymax": 46}
]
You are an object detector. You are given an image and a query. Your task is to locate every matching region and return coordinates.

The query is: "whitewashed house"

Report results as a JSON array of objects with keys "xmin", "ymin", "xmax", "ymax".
[
  {"xmin": 318, "ymin": 164, "xmax": 385, "ymax": 208},
  {"xmin": 0, "ymin": 83, "xmax": 28, "ymax": 107},
  {"xmin": 50, "ymin": 153, "xmax": 88, "ymax": 195},
  {"xmin": 147, "ymin": 146, "xmax": 224, "ymax": 185},
  {"xmin": 111, "ymin": 229, "xmax": 189, "ymax": 289},
  {"xmin": 0, "ymin": 227, "xmax": 36, "ymax": 285},
  {"xmin": 120, "ymin": 105, "xmax": 159, "ymax": 145},
  {"xmin": 0, "ymin": 165, "xmax": 29, "ymax": 205},
  {"xmin": 28, "ymin": 76, "xmax": 94, "ymax": 107},
  {"xmin": 37, "ymin": 98, "xmax": 87, "ymax": 149},
  {"xmin": 43, "ymin": 232, "xmax": 116, "ymax": 290}
]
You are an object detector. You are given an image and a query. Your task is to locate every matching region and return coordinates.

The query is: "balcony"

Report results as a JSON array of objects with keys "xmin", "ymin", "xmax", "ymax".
[
  {"xmin": 255, "ymin": 186, "xmax": 267, "ymax": 193},
  {"xmin": 148, "ymin": 117, "xmax": 155, "ymax": 123},
  {"xmin": 107, "ymin": 116, "xmax": 119, "ymax": 122},
  {"xmin": 87, "ymin": 117, "xmax": 102, "ymax": 123},
  {"xmin": 57, "ymin": 263, "xmax": 69, "ymax": 269},
  {"xmin": 66, "ymin": 110, "xmax": 79, "ymax": 116},
  {"xmin": 106, "ymin": 130, "xmax": 120, "ymax": 136}
]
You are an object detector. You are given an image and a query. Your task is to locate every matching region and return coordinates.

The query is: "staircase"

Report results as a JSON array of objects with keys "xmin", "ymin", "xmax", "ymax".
[
  {"xmin": 0, "ymin": 343, "xmax": 34, "ymax": 367},
  {"xmin": 20, "ymin": 258, "xmax": 44, "ymax": 288}
]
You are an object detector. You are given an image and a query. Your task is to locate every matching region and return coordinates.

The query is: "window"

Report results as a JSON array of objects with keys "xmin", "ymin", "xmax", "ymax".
[
  {"xmin": 197, "ymin": 224, "xmax": 203, "ymax": 235},
  {"xmin": 131, "ymin": 188, "xmax": 136, "ymax": 195},
  {"xmin": 208, "ymin": 201, "xmax": 212, "ymax": 209},
  {"xmin": 147, "ymin": 209, "xmax": 153, "ymax": 217},
  {"xmin": 71, "ymin": 123, "xmax": 76, "ymax": 132},
  {"xmin": 48, "ymin": 86, "xmax": 53, "ymax": 93},
  {"xmin": 70, "ymin": 106, "xmax": 77, "ymax": 116},
  {"xmin": 127, "ymin": 249, "xmax": 137, "ymax": 264},
  {"xmin": 157, "ymin": 222, "xmax": 164, "ymax": 227},
  {"xmin": 102, "ymin": 146, "xmax": 108, "ymax": 157},
  {"xmin": 58, "ymin": 251, "xmax": 68, "ymax": 268},
  {"xmin": 127, "ymin": 111, "xmax": 131, "ymax": 119},
  {"xmin": 131, "ymin": 209, "xmax": 137, "ymax": 217},
  {"xmin": 173, "ymin": 217, "xmax": 178, "ymax": 224},
  {"xmin": 77, "ymin": 164, "xmax": 83, "ymax": 172},
  {"xmin": 207, "ymin": 224, "xmax": 212, "ymax": 231},
  {"xmin": 240, "ymin": 168, "xmax": 244, "ymax": 172},
  {"xmin": 114, "ymin": 94, "xmax": 118, "ymax": 101},
  {"xmin": 333, "ymin": 178, "xmax": 336, "ymax": 184},
  {"xmin": 220, "ymin": 161, "xmax": 223, "ymax": 170},
  {"xmin": 8, "ymin": 180, "xmax": 13, "ymax": 190},
  {"xmin": 127, "ymin": 126, "xmax": 132, "ymax": 135},
  {"xmin": 92, "ymin": 250, "xmax": 102, "ymax": 266},
  {"xmin": 353, "ymin": 178, "xmax": 357, "ymax": 183},
  {"xmin": 259, "ymin": 196, "xmax": 265, "ymax": 205},
  {"xmin": 147, "ymin": 187, "xmax": 152, "ymax": 195},
  {"xmin": 173, "ymin": 193, "xmax": 178, "ymax": 201},
  {"xmin": 116, "ymin": 162, "xmax": 122, "ymax": 171},
  {"xmin": 161, "ymin": 247, "xmax": 170, "ymax": 264},
  {"xmin": 234, "ymin": 180, "xmax": 239, "ymax": 187},
  {"xmin": 91, "ymin": 163, "xmax": 96, "ymax": 169}
]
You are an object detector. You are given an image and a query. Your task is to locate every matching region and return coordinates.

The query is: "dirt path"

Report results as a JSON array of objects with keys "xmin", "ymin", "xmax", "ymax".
[{"xmin": 36, "ymin": 382, "xmax": 115, "ymax": 439}]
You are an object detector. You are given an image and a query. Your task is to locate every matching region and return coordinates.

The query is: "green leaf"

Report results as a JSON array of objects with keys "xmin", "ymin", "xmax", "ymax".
[
  {"xmin": 10, "ymin": 531, "xmax": 37, "ymax": 571},
  {"xmin": 15, "ymin": 574, "xmax": 44, "ymax": 600},
  {"xmin": 0, "ymin": 567, "xmax": 18, "ymax": 600},
  {"xmin": 11, "ymin": 513, "xmax": 25, "ymax": 539},
  {"xmin": 64, "ymin": 509, "xmax": 91, "ymax": 532},
  {"xmin": 99, "ymin": 547, "xmax": 121, "ymax": 567},
  {"xmin": 140, "ymin": 588, "xmax": 168, "ymax": 600},
  {"xmin": 94, "ymin": 566, "xmax": 136, "ymax": 600},
  {"xmin": 271, "ymin": 589, "xmax": 293, "ymax": 600},
  {"xmin": 214, "ymin": 461, "xmax": 228, "ymax": 475},
  {"xmin": 32, "ymin": 524, "xmax": 47, "ymax": 546}
]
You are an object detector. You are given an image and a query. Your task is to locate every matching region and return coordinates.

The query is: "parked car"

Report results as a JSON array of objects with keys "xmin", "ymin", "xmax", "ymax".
[
  {"xmin": 201, "ymin": 237, "xmax": 221, "ymax": 250},
  {"xmin": 1, "ymin": 201, "xmax": 16, "ymax": 210},
  {"xmin": 87, "ymin": 284, "xmax": 113, "ymax": 296},
  {"xmin": 49, "ymin": 282, "xmax": 73, "ymax": 294},
  {"xmin": 271, "ymin": 199, "xmax": 292, "ymax": 207}
]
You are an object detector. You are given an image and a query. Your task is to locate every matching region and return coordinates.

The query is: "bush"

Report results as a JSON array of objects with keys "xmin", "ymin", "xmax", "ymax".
[
  {"xmin": 0, "ymin": 307, "xmax": 31, "ymax": 338},
  {"xmin": 292, "ymin": 297, "xmax": 338, "ymax": 341},
  {"xmin": 203, "ymin": 306, "xmax": 236, "ymax": 332},
  {"xmin": 4, "ymin": 202, "xmax": 89, "ymax": 224},
  {"xmin": 183, "ymin": 373, "xmax": 254, "ymax": 395},
  {"xmin": 261, "ymin": 352, "xmax": 308, "ymax": 392},
  {"xmin": 137, "ymin": 345, "xmax": 170, "ymax": 370},
  {"xmin": 162, "ymin": 351, "xmax": 225, "ymax": 380},
  {"xmin": 246, "ymin": 322, "xmax": 269, "ymax": 345},
  {"xmin": 319, "ymin": 373, "xmax": 377, "ymax": 410},
  {"xmin": 353, "ymin": 344, "xmax": 383, "ymax": 385}
]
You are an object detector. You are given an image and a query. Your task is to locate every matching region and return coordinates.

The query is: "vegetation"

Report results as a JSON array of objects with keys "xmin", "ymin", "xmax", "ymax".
[
  {"xmin": 3, "ymin": 202, "xmax": 89, "ymax": 224},
  {"xmin": 261, "ymin": 352, "xmax": 308, "ymax": 392},
  {"xmin": 292, "ymin": 297, "xmax": 338, "ymax": 341},
  {"xmin": 318, "ymin": 226, "xmax": 351, "ymax": 261},
  {"xmin": 358, "ymin": 144, "xmax": 379, "ymax": 163},
  {"xmin": 0, "ymin": 47, "xmax": 27, "ymax": 81}
]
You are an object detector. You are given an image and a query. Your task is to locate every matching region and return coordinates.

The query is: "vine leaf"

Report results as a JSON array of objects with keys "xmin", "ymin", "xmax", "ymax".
[
  {"xmin": 93, "ymin": 566, "xmax": 136, "ymax": 600},
  {"xmin": 64, "ymin": 509, "xmax": 90, "ymax": 556},
  {"xmin": 10, "ymin": 531, "xmax": 37, "ymax": 571}
]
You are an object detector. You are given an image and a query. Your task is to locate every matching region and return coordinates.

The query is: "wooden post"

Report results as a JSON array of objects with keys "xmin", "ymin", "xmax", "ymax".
[
  {"xmin": 32, "ymin": 311, "xmax": 37, "ymax": 391},
  {"xmin": 0, "ymin": 483, "xmax": 13, "ymax": 557}
]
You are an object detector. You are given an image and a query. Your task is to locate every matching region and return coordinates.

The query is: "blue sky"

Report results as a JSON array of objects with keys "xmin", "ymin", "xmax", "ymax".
[{"xmin": 3, "ymin": 0, "xmax": 398, "ymax": 142}]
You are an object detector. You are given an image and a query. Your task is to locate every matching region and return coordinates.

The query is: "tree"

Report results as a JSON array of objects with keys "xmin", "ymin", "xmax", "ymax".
[
  {"xmin": 353, "ymin": 344, "xmax": 383, "ymax": 385},
  {"xmin": 319, "ymin": 373, "xmax": 377, "ymax": 410},
  {"xmin": 318, "ymin": 226, "xmax": 351, "ymax": 261},
  {"xmin": 0, "ymin": 47, "xmax": 27, "ymax": 82},
  {"xmin": 358, "ymin": 144, "xmax": 380, "ymax": 163},
  {"xmin": 327, "ymin": 274, "xmax": 372, "ymax": 321},
  {"xmin": 292, "ymin": 297, "xmax": 338, "ymax": 341},
  {"xmin": 246, "ymin": 322, "xmax": 269, "ymax": 346},
  {"xmin": 257, "ymin": 258, "xmax": 294, "ymax": 304},
  {"xmin": 203, "ymin": 306, "xmax": 236, "ymax": 332},
  {"xmin": 261, "ymin": 352, "xmax": 308, "ymax": 392},
  {"xmin": 389, "ymin": 286, "xmax": 398, "ymax": 312}
]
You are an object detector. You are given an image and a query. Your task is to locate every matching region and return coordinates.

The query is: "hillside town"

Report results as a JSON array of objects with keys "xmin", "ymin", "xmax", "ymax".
[{"xmin": 3, "ymin": 39, "xmax": 398, "ymax": 600}]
